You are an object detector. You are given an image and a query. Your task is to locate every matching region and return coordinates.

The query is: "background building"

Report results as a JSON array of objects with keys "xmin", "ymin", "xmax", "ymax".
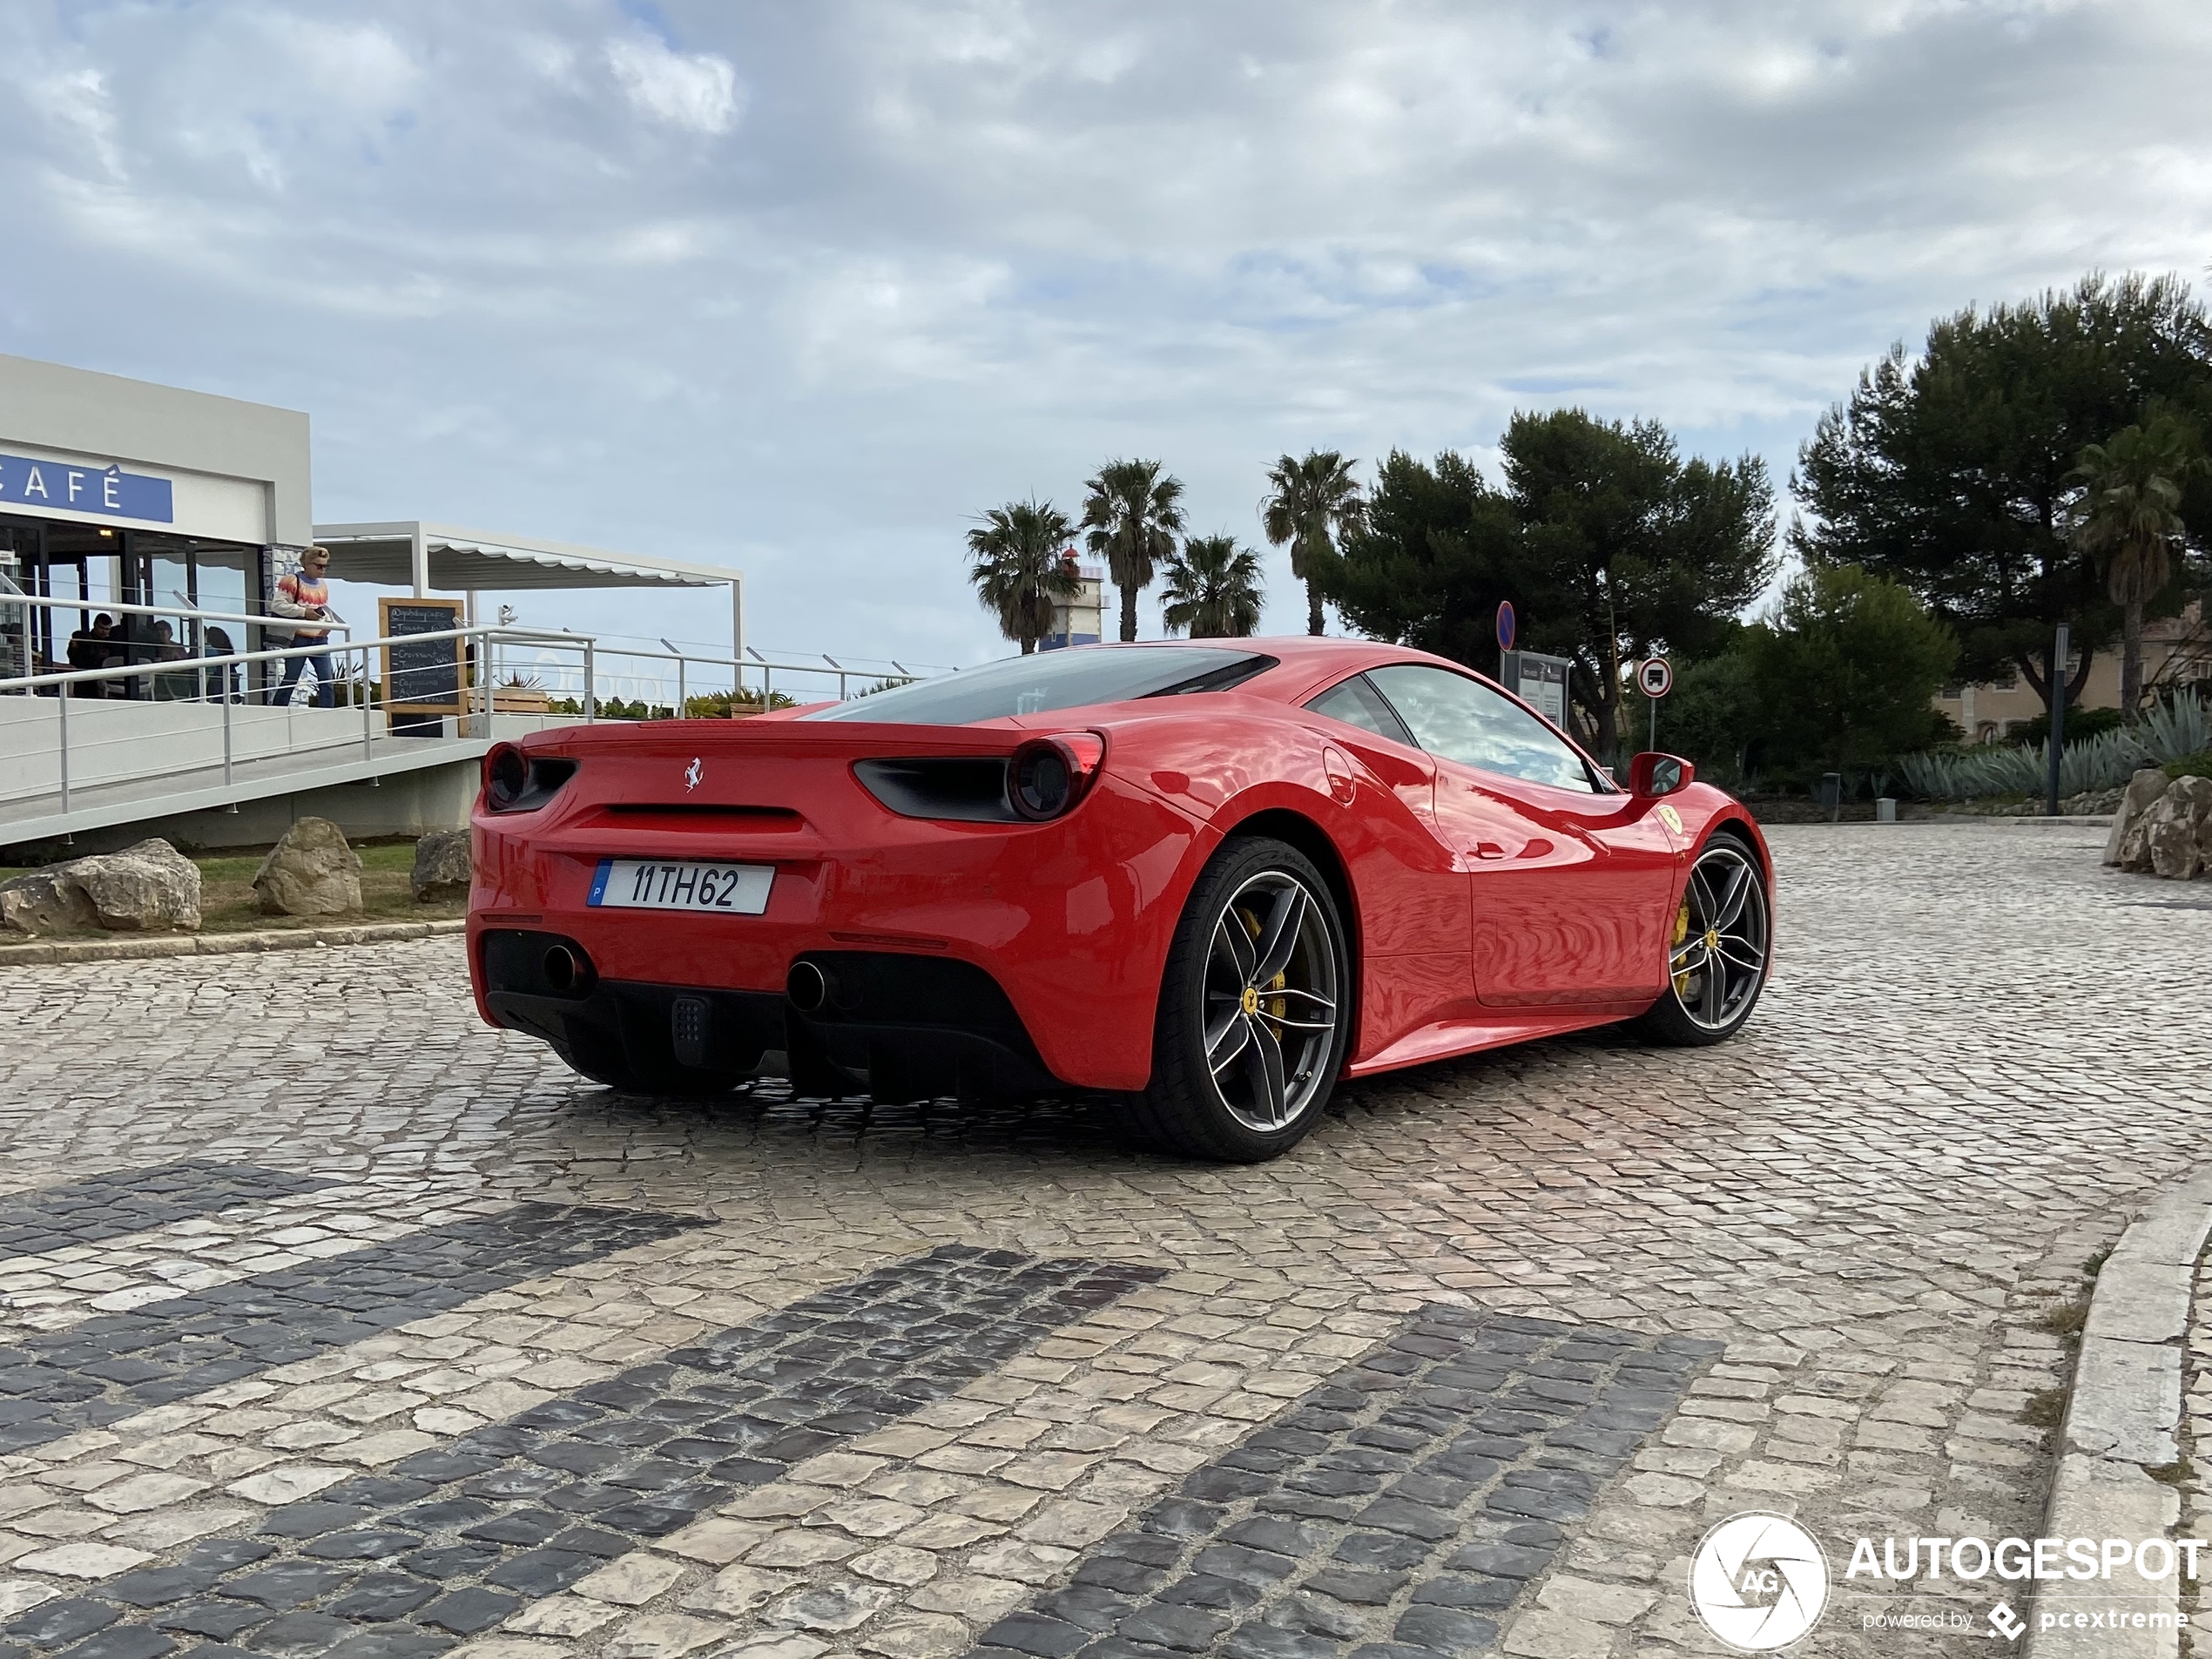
[
  {"xmin": 0, "ymin": 353, "xmax": 312, "ymax": 688},
  {"xmin": 1042, "ymin": 557, "xmax": 1104, "ymax": 651},
  {"xmin": 0, "ymin": 354, "xmax": 745, "ymax": 856},
  {"xmin": 1935, "ymin": 602, "xmax": 2210, "ymax": 740}
]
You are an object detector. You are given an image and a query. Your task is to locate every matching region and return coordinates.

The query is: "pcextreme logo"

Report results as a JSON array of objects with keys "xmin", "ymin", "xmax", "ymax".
[{"xmin": 1689, "ymin": 1512, "xmax": 1831, "ymax": 1651}]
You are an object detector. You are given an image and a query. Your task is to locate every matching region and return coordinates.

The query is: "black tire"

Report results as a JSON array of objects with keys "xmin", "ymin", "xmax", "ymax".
[
  {"xmin": 1633, "ymin": 831, "xmax": 1770, "ymax": 1047},
  {"xmin": 1126, "ymin": 836, "xmax": 1352, "ymax": 1162}
]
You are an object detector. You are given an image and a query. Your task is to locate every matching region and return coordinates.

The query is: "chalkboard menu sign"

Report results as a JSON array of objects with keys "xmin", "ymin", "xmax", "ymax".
[{"xmin": 380, "ymin": 597, "xmax": 467, "ymax": 717}]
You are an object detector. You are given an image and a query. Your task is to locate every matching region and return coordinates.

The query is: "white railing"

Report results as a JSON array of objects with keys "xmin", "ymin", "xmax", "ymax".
[
  {"xmin": 479, "ymin": 633, "xmax": 941, "ymax": 714},
  {"xmin": 0, "ymin": 597, "xmax": 942, "ymax": 820}
]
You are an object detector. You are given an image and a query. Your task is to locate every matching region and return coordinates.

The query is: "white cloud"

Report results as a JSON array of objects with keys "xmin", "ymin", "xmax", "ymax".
[
  {"xmin": 2, "ymin": 0, "xmax": 2210, "ymax": 665},
  {"xmin": 605, "ymin": 34, "xmax": 741, "ymax": 135}
]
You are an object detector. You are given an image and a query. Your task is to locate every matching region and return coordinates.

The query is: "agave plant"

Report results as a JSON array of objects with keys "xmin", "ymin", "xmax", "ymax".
[
  {"xmin": 1893, "ymin": 691, "xmax": 2209, "ymax": 800},
  {"xmin": 2139, "ymin": 690, "xmax": 2210, "ymax": 764}
]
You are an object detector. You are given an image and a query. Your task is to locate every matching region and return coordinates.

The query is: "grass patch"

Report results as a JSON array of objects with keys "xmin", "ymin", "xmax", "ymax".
[
  {"xmin": 2084, "ymin": 1247, "xmax": 2112, "ymax": 1279},
  {"xmin": 2148, "ymin": 1458, "xmax": 2195, "ymax": 1487},
  {"xmin": 0, "ymin": 839, "xmax": 463, "ymax": 941},
  {"xmin": 2035, "ymin": 1294, "xmax": 2091, "ymax": 1340},
  {"xmin": 2021, "ymin": 1388, "xmax": 2069, "ymax": 1430}
]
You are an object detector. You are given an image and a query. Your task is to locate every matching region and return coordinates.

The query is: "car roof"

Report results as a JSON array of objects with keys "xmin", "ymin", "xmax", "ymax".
[{"xmin": 1196, "ymin": 637, "xmax": 1477, "ymax": 705}]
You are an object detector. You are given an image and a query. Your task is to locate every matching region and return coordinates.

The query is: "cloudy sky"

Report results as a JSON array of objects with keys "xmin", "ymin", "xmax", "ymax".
[{"xmin": 5, "ymin": 0, "xmax": 2210, "ymax": 675}]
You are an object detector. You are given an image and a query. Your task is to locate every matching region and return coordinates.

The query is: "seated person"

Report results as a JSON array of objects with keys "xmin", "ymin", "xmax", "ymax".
[
  {"xmin": 151, "ymin": 621, "xmax": 199, "ymax": 700},
  {"xmin": 66, "ymin": 614, "xmax": 115, "ymax": 698},
  {"xmin": 203, "ymin": 628, "xmax": 239, "ymax": 703}
]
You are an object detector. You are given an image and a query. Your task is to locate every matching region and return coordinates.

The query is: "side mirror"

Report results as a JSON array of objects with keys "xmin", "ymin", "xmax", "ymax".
[{"xmin": 1629, "ymin": 752, "xmax": 1694, "ymax": 799}]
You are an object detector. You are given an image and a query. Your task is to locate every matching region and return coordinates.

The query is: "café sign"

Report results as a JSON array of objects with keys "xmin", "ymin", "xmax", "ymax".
[{"xmin": 0, "ymin": 452, "xmax": 175, "ymax": 523}]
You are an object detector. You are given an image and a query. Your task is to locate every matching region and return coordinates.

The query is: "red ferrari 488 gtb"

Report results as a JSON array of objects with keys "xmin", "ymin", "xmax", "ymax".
[{"xmin": 468, "ymin": 639, "xmax": 1772, "ymax": 1161}]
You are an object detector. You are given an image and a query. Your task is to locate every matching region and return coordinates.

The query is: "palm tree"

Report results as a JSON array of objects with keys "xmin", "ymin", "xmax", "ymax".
[
  {"xmin": 967, "ymin": 499, "xmax": 1079, "ymax": 654},
  {"xmin": 1081, "ymin": 459, "xmax": 1186, "ymax": 643},
  {"xmin": 1260, "ymin": 450, "xmax": 1362, "ymax": 637},
  {"xmin": 1162, "ymin": 535, "xmax": 1265, "ymax": 638},
  {"xmin": 2070, "ymin": 416, "xmax": 2199, "ymax": 717}
]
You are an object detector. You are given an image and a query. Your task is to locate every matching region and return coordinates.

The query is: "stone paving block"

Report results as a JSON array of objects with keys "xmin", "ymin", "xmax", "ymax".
[
  {"xmin": 2065, "ymin": 1338, "xmax": 2182, "ymax": 1466},
  {"xmin": 0, "ymin": 1206, "xmax": 707, "ymax": 1458},
  {"xmin": 0, "ymin": 1249, "xmax": 1160, "ymax": 1659},
  {"xmin": 0, "ymin": 1164, "xmax": 336, "ymax": 1259},
  {"xmin": 954, "ymin": 1307, "xmax": 1713, "ymax": 1655}
]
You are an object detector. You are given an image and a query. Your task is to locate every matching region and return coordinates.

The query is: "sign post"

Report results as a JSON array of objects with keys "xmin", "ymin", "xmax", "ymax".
[
  {"xmin": 1636, "ymin": 656, "xmax": 1673, "ymax": 752},
  {"xmin": 2047, "ymin": 622, "xmax": 2069, "ymax": 818}
]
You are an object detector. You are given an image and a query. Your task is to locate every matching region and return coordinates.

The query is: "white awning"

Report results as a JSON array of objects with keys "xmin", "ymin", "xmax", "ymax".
[{"xmin": 311, "ymin": 521, "xmax": 741, "ymax": 592}]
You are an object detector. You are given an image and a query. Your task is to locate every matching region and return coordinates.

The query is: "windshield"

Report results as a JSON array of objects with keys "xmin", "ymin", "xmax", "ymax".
[{"xmin": 804, "ymin": 646, "xmax": 1275, "ymax": 725}]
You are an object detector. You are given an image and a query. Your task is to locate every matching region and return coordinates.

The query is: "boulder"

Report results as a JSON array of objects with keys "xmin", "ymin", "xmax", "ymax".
[
  {"xmin": 0, "ymin": 840, "xmax": 200, "ymax": 934},
  {"xmin": 253, "ymin": 818, "xmax": 362, "ymax": 916},
  {"xmin": 410, "ymin": 829, "xmax": 473, "ymax": 903},
  {"xmin": 2131, "ymin": 775, "xmax": 2212, "ymax": 880},
  {"xmin": 2104, "ymin": 768, "xmax": 2172, "ymax": 866},
  {"xmin": 0, "ymin": 869, "xmax": 99, "ymax": 935}
]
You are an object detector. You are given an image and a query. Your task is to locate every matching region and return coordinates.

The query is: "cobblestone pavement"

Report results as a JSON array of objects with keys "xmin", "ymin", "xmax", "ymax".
[{"xmin": 0, "ymin": 821, "xmax": 2205, "ymax": 1659}]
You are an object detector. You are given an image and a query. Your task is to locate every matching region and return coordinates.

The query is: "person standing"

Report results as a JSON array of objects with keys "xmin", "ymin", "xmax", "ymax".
[{"xmin": 270, "ymin": 546, "xmax": 340, "ymax": 707}]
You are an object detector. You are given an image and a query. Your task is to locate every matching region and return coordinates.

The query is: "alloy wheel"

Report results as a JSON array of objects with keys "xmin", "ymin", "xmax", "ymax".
[
  {"xmin": 1200, "ymin": 869, "xmax": 1341, "ymax": 1133},
  {"xmin": 1669, "ymin": 842, "xmax": 1770, "ymax": 1032}
]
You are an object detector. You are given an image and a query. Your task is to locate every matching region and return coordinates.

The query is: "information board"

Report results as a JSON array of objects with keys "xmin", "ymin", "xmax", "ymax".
[
  {"xmin": 380, "ymin": 597, "xmax": 467, "ymax": 717},
  {"xmin": 1499, "ymin": 649, "xmax": 1571, "ymax": 730}
]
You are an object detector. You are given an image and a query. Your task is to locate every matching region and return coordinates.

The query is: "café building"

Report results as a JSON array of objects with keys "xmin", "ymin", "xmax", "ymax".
[{"xmin": 0, "ymin": 352, "xmax": 313, "ymax": 693}]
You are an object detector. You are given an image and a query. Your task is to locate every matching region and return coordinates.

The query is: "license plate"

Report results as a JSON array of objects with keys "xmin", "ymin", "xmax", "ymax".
[{"xmin": 588, "ymin": 859, "xmax": 774, "ymax": 915}]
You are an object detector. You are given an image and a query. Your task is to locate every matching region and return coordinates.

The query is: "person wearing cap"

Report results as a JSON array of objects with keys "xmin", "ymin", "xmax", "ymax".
[{"xmin": 270, "ymin": 545, "xmax": 340, "ymax": 707}]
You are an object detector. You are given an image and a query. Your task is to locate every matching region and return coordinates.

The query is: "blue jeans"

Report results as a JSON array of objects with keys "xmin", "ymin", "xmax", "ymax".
[{"xmin": 273, "ymin": 645, "xmax": 337, "ymax": 708}]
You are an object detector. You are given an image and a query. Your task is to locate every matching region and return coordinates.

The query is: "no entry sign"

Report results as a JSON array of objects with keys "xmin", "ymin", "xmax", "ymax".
[{"xmin": 1637, "ymin": 656, "xmax": 1673, "ymax": 698}]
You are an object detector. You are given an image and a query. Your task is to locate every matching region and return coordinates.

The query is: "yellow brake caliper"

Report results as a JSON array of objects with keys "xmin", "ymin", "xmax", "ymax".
[
  {"xmin": 1241, "ymin": 907, "xmax": 1291, "ymax": 1022},
  {"xmin": 1671, "ymin": 900, "xmax": 1692, "ymax": 997}
]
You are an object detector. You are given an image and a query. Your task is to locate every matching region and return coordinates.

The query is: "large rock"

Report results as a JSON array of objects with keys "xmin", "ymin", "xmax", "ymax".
[
  {"xmin": 410, "ymin": 829, "xmax": 473, "ymax": 903},
  {"xmin": 0, "ymin": 869, "xmax": 98, "ymax": 935},
  {"xmin": 0, "ymin": 840, "xmax": 201, "ymax": 934},
  {"xmin": 2105, "ymin": 767, "xmax": 2172, "ymax": 866},
  {"xmin": 253, "ymin": 818, "xmax": 362, "ymax": 916},
  {"xmin": 2131, "ymin": 775, "xmax": 2212, "ymax": 880}
]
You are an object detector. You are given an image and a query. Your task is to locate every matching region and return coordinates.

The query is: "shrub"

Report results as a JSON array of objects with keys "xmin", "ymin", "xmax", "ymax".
[
  {"xmin": 1895, "ymin": 690, "xmax": 2209, "ymax": 799},
  {"xmin": 2009, "ymin": 705, "xmax": 2125, "ymax": 746},
  {"xmin": 1744, "ymin": 565, "xmax": 1959, "ymax": 781}
]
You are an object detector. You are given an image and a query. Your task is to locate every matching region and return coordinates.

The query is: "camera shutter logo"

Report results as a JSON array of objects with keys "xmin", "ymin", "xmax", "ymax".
[{"xmin": 1688, "ymin": 1512, "xmax": 1830, "ymax": 1651}]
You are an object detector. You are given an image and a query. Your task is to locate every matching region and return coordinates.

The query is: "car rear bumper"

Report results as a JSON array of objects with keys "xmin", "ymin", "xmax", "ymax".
[{"xmin": 478, "ymin": 927, "xmax": 1062, "ymax": 1100}]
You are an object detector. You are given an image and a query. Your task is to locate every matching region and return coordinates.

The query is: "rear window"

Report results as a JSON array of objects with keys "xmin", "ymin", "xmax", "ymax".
[{"xmin": 803, "ymin": 646, "xmax": 1276, "ymax": 725}]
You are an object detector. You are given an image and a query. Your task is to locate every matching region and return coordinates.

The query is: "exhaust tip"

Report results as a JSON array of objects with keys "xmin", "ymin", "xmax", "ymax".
[
  {"xmin": 543, "ymin": 943, "xmax": 586, "ymax": 994},
  {"xmin": 787, "ymin": 960, "xmax": 829, "ymax": 1015}
]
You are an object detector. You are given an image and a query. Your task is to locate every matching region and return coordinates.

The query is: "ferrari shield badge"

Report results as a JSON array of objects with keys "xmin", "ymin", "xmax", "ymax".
[{"xmin": 1658, "ymin": 804, "xmax": 1683, "ymax": 835}]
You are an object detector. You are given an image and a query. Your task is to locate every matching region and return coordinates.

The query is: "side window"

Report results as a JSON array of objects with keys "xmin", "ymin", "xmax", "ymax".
[
  {"xmin": 1366, "ymin": 664, "xmax": 1595, "ymax": 792},
  {"xmin": 1305, "ymin": 674, "xmax": 1416, "ymax": 746}
]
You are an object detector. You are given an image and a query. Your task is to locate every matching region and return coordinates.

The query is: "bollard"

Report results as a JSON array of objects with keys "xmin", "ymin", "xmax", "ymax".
[
  {"xmin": 1876, "ymin": 797, "xmax": 1897, "ymax": 823},
  {"xmin": 1819, "ymin": 772, "xmax": 1842, "ymax": 822}
]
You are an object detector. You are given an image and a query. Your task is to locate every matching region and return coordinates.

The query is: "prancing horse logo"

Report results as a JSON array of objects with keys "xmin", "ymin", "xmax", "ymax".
[{"xmin": 684, "ymin": 757, "xmax": 704, "ymax": 792}]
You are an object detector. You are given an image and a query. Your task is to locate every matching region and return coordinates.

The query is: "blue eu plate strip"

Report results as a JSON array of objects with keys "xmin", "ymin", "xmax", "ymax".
[{"xmin": 587, "ymin": 859, "xmax": 612, "ymax": 907}]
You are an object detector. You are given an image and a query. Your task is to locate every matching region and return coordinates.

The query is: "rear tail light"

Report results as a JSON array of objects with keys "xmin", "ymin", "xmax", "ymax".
[
  {"xmin": 482, "ymin": 745, "xmax": 577, "ymax": 813},
  {"xmin": 1009, "ymin": 732, "xmax": 1106, "ymax": 821}
]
